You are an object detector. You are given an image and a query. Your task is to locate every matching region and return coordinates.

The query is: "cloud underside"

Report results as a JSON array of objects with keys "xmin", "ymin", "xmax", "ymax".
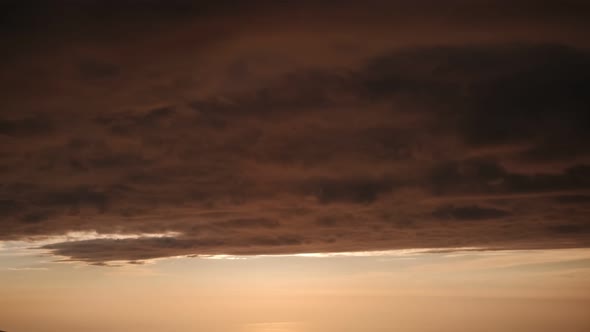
[{"xmin": 1, "ymin": 1, "xmax": 590, "ymax": 263}]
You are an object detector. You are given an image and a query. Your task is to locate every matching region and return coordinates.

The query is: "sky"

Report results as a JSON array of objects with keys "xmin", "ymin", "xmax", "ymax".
[{"xmin": 1, "ymin": 1, "xmax": 590, "ymax": 331}]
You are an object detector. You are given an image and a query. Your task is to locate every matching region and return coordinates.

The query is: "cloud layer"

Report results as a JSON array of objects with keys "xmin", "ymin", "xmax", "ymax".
[{"xmin": 1, "ymin": 1, "xmax": 590, "ymax": 263}]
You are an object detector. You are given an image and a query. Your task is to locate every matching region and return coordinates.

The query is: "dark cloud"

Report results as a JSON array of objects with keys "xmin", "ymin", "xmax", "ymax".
[
  {"xmin": 41, "ymin": 187, "xmax": 109, "ymax": 213},
  {"xmin": 42, "ymin": 234, "xmax": 306, "ymax": 263},
  {"xmin": 432, "ymin": 205, "xmax": 511, "ymax": 221},
  {"xmin": 459, "ymin": 46, "xmax": 590, "ymax": 146},
  {"xmin": 86, "ymin": 153, "xmax": 146, "ymax": 169},
  {"xmin": 302, "ymin": 177, "xmax": 394, "ymax": 204},
  {"xmin": 0, "ymin": 117, "xmax": 52, "ymax": 137},
  {"xmin": 20, "ymin": 211, "xmax": 54, "ymax": 224},
  {"xmin": 214, "ymin": 218, "xmax": 280, "ymax": 229},
  {"xmin": 429, "ymin": 159, "xmax": 506, "ymax": 195},
  {"xmin": 315, "ymin": 214, "xmax": 360, "ymax": 228},
  {"xmin": 0, "ymin": 199, "xmax": 20, "ymax": 217},
  {"xmin": 78, "ymin": 59, "xmax": 120, "ymax": 80},
  {"xmin": 547, "ymin": 224, "xmax": 590, "ymax": 235},
  {"xmin": 429, "ymin": 160, "xmax": 590, "ymax": 195},
  {"xmin": 1, "ymin": 1, "xmax": 590, "ymax": 263},
  {"xmin": 362, "ymin": 44, "xmax": 590, "ymax": 149},
  {"xmin": 554, "ymin": 195, "xmax": 590, "ymax": 204}
]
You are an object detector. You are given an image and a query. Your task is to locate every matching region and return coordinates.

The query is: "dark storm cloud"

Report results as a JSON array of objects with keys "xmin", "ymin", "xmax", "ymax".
[
  {"xmin": 0, "ymin": 200, "xmax": 20, "ymax": 217},
  {"xmin": 429, "ymin": 160, "xmax": 590, "ymax": 195},
  {"xmin": 215, "ymin": 218, "xmax": 280, "ymax": 229},
  {"xmin": 432, "ymin": 205, "xmax": 511, "ymax": 221},
  {"xmin": 362, "ymin": 44, "xmax": 590, "ymax": 149},
  {"xmin": 78, "ymin": 59, "xmax": 121, "ymax": 80},
  {"xmin": 315, "ymin": 213, "xmax": 361, "ymax": 228},
  {"xmin": 42, "ymin": 234, "xmax": 306, "ymax": 263},
  {"xmin": 20, "ymin": 210, "xmax": 55, "ymax": 224},
  {"xmin": 554, "ymin": 195, "xmax": 590, "ymax": 204},
  {"xmin": 94, "ymin": 106, "xmax": 176, "ymax": 130},
  {"xmin": 301, "ymin": 177, "xmax": 394, "ymax": 204},
  {"xmin": 40, "ymin": 187, "xmax": 109, "ymax": 213},
  {"xmin": 186, "ymin": 70, "xmax": 356, "ymax": 133},
  {"xmin": 1, "ymin": 1, "xmax": 590, "ymax": 263},
  {"xmin": 0, "ymin": 116, "xmax": 53, "ymax": 137},
  {"xmin": 547, "ymin": 224, "xmax": 590, "ymax": 235}
]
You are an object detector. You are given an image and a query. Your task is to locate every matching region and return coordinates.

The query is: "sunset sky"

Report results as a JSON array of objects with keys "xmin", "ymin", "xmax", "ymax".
[{"xmin": 1, "ymin": 1, "xmax": 590, "ymax": 331}]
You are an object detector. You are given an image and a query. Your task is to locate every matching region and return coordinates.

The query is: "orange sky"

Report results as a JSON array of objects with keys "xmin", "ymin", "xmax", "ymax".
[{"xmin": 2, "ymin": 248, "xmax": 590, "ymax": 332}]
